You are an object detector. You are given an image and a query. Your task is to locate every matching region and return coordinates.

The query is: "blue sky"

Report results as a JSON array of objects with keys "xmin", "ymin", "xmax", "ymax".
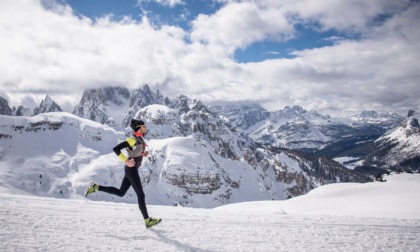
[
  {"xmin": 67, "ymin": 0, "xmax": 222, "ymax": 31},
  {"xmin": 0, "ymin": 0, "xmax": 419, "ymax": 116},
  {"xmin": 66, "ymin": 0, "xmax": 340, "ymax": 62}
]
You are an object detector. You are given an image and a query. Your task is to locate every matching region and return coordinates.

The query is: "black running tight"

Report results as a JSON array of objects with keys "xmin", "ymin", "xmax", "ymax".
[{"xmin": 98, "ymin": 166, "xmax": 149, "ymax": 219}]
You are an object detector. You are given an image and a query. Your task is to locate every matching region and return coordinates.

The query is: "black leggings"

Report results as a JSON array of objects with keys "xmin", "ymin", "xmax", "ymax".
[{"xmin": 98, "ymin": 166, "xmax": 149, "ymax": 219}]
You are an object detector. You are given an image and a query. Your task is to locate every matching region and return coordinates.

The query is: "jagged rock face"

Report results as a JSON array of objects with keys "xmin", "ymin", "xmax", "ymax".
[
  {"xmin": 12, "ymin": 106, "xmax": 32, "ymax": 116},
  {"xmin": 170, "ymin": 95, "xmax": 190, "ymax": 114},
  {"xmin": 407, "ymin": 110, "xmax": 415, "ymax": 117},
  {"xmin": 82, "ymin": 87, "xmax": 130, "ymax": 106},
  {"xmin": 162, "ymin": 166, "xmax": 221, "ymax": 194},
  {"xmin": 211, "ymin": 103, "xmax": 270, "ymax": 130},
  {"xmin": 0, "ymin": 96, "xmax": 12, "ymax": 115},
  {"xmin": 271, "ymin": 149, "xmax": 370, "ymax": 197},
  {"xmin": 72, "ymin": 85, "xmax": 169, "ymax": 128},
  {"xmin": 129, "ymin": 85, "xmax": 166, "ymax": 108},
  {"xmin": 73, "ymin": 86, "xmax": 130, "ymax": 124},
  {"xmin": 363, "ymin": 112, "xmax": 420, "ymax": 172},
  {"xmin": 122, "ymin": 85, "xmax": 169, "ymax": 127},
  {"xmin": 177, "ymin": 100, "xmax": 246, "ymax": 160},
  {"xmin": 33, "ymin": 95, "xmax": 63, "ymax": 116}
]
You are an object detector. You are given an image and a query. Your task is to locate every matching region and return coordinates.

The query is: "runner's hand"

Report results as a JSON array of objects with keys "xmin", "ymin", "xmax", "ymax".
[{"xmin": 125, "ymin": 159, "xmax": 135, "ymax": 167}]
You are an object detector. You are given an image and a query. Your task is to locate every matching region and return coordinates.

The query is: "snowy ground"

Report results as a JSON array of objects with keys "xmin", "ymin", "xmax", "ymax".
[{"xmin": 1, "ymin": 174, "xmax": 420, "ymax": 252}]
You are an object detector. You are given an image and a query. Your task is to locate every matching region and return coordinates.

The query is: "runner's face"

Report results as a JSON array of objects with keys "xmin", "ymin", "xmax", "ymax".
[{"xmin": 140, "ymin": 125, "xmax": 147, "ymax": 134}]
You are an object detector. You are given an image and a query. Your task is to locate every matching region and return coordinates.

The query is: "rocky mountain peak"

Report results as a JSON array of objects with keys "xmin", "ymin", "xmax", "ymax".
[
  {"xmin": 191, "ymin": 99, "xmax": 211, "ymax": 114},
  {"xmin": 407, "ymin": 109, "xmax": 415, "ymax": 117},
  {"xmin": 291, "ymin": 105, "xmax": 305, "ymax": 113},
  {"xmin": 0, "ymin": 96, "xmax": 12, "ymax": 116},
  {"xmin": 79, "ymin": 86, "xmax": 130, "ymax": 106},
  {"xmin": 12, "ymin": 106, "xmax": 32, "ymax": 117},
  {"xmin": 130, "ymin": 84, "xmax": 165, "ymax": 108},
  {"xmin": 400, "ymin": 110, "xmax": 419, "ymax": 129},
  {"xmin": 73, "ymin": 86, "xmax": 131, "ymax": 125},
  {"xmin": 278, "ymin": 105, "xmax": 328, "ymax": 120},
  {"xmin": 282, "ymin": 105, "xmax": 306, "ymax": 114},
  {"xmin": 33, "ymin": 95, "xmax": 63, "ymax": 116},
  {"xmin": 171, "ymin": 95, "xmax": 190, "ymax": 114}
]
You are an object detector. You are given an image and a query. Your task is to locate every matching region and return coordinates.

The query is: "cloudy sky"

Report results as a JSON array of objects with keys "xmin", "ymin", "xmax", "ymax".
[{"xmin": 0, "ymin": 0, "xmax": 419, "ymax": 116}]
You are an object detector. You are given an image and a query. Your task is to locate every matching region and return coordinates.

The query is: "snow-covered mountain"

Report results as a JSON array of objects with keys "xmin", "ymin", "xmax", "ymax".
[
  {"xmin": 362, "ymin": 111, "xmax": 420, "ymax": 172},
  {"xmin": 70, "ymin": 86, "xmax": 403, "ymax": 159},
  {"xmin": 0, "ymin": 94, "xmax": 60, "ymax": 117},
  {"xmin": 32, "ymin": 95, "xmax": 63, "ymax": 116},
  {"xmin": 72, "ymin": 86, "xmax": 131, "ymax": 128},
  {"xmin": 213, "ymin": 104, "xmax": 402, "ymax": 152},
  {"xmin": 349, "ymin": 110, "xmax": 403, "ymax": 129},
  {"xmin": 211, "ymin": 103, "xmax": 271, "ymax": 130},
  {"xmin": 3, "ymin": 85, "xmax": 415, "ymax": 175},
  {"xmin": 72, "ymin": 85, "xmax": 169, "ymax": 130},
  {"xmin": 0, "ymin": 105, "xmax": 369, "ymax": 207}
]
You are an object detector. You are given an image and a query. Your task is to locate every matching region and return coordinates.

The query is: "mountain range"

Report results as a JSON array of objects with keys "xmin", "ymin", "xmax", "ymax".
[{"xmin": 0, "ymin": 85, "xmax": 418, "ymax": 207}]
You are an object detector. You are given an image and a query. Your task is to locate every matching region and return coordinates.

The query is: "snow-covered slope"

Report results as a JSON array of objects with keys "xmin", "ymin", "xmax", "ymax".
[
  {"xmin": 1, "ymin": 173, "xmax": 419, "ymax": 252},
  {"xmin": 363, "ymin": 114, "xmax": 420, "ymax": 171},
  {"xmin": 0, "ymin": 112, "xmax": 124, "ymax": 195},
  {"xmin": 219, "ymin": 173, "xmax": 420, "ymax": 219}
]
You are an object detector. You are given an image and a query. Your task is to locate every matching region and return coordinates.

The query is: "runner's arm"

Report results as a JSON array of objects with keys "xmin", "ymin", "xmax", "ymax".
[{"xmin": 112, "ymin": 139, "xmax": 135, "ymax": 162}]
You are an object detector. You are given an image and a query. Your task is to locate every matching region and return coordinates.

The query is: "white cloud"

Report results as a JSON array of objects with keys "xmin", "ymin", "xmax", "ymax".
[
  {"xmin": 0, "ymin": 0, "xmax": 419, "ymax": 117},
  {"xmin": 0, "ymin": 0, "xmax": 189, "ymax": 101},
  {"xmin": 191, "ymin": 1, "xmax": 294, "ymax": 53},
  {"xmin": 136, "ymin": 0, "xmax": 185, "ymax": 8}
]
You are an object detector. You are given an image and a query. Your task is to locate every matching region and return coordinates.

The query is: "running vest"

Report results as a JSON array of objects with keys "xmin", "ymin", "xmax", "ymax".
[{"xmin": 126, "ymin": 135, "xmax": 147, "ymax": 158}]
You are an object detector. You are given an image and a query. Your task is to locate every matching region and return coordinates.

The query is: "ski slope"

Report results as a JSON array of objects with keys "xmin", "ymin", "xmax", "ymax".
[{"xmin": 1, "ymin": 174, "xmax": 420, "ymax": 252}]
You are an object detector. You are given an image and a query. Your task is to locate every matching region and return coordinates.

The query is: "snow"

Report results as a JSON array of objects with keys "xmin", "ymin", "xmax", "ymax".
[
  {"xmin": 1, "ymin": 173, "xmax": 420, "ymax": 251},
  {"xmin": 219, "ymin": 173, "xmax": 420, "ymax": 219}
]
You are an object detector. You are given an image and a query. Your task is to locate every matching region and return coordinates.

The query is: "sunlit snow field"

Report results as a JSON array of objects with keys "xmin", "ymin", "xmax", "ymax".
[{"xmin": 1, "ymin": 173, "xmax": 419, "ymax": 251}]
